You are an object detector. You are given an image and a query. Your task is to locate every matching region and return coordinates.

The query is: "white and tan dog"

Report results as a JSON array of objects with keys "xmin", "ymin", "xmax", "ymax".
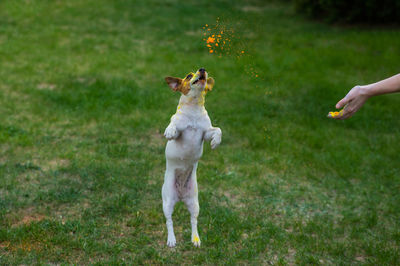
[{"xmin": 162, "ymin": 68, "xmax": 222, "ymax": 247}]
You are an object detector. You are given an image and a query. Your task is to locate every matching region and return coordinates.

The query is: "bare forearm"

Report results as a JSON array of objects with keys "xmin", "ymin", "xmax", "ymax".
[
  {"xmin": 361, "ymin": 73, "xmax": 400, "ymax": 97},
  {"xmin": 330, "ymin": 73, "xmax": 400, "ymax": 120}
]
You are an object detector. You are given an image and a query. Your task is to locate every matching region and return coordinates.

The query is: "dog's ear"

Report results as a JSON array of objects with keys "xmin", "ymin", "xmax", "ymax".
[
  {"xmin": 205, "ymin": 77, "xmax": 215, "ymax": 93},
  {"xmin": 165, "ymin": 77, "xmax": 182, "ymax": 92}
]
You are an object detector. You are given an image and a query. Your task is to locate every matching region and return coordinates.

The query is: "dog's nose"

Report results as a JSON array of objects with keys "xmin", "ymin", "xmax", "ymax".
[{"xmin": 198, "ymin": 68, "xmax": 206, "ymax": 73}]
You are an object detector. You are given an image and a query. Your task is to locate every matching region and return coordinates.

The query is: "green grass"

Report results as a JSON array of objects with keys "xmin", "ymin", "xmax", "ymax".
[{"xmin": 1, "ymin": 0, "xmax": 400, "ymax": 264}]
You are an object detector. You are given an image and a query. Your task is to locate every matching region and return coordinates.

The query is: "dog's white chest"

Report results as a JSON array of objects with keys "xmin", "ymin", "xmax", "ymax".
[{"xmin": 166, "ymin": 116, "xmax": 206, "ymax": 163}]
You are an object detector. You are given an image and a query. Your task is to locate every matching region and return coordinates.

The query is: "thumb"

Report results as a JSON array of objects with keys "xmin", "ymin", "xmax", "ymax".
[{"xmin": 336, "ymin": 97, "xmax": 348, "ymax": 109}]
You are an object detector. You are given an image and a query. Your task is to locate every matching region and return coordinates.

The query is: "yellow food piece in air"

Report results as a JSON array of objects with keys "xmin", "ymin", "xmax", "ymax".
[{"xmin": 206, "ymin": 37, "xmax": 215, "ymax": 43}]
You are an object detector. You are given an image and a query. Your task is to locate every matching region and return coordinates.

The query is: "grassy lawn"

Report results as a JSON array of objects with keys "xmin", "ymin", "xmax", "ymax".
[{"xmin": 1, "ymin": 0, "xmax": 400, "ymax": 264}]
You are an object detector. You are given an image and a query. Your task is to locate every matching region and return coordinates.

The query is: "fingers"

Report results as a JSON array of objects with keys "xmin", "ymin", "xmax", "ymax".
[
  {"xmin": 330, "ymin": 86, "xmax": 367, "ymax": 120},
  {"xmin": 328, "ymin": 103, "xmax": 353, "ymax": 119},
  {"xmin": 330, "ymin": 100, "xmax": 361, "ymax": 120},
  {"xmin": 336, "ymin": 97, "xmax": 348, "ymax": 109},
  {"xmin": 328, "ymin": 109, "xmax": 344, "ymax": 119},
  {"xmin": 335, "ymin": 109, "xmax": 353, "ymax": 120},
  {"xmin": 336, "ymin": 85, "xmax": 362, "ymax": 109}
]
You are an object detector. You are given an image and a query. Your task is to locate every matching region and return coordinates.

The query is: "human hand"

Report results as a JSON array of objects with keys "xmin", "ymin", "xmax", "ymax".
[{"xmin": 328, "ymin": 85, "xmax": 370, "ymax": 120}]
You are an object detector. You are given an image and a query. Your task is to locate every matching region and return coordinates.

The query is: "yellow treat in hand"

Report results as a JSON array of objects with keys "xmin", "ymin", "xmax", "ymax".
[{"xmin": 328, "ymin": 109, "xmax": 344, "ymax": 118}]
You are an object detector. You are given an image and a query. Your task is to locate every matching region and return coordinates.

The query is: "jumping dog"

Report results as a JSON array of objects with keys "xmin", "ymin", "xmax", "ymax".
[{"xmin": 162, "ymin": 68, "xmax": 222, "ymax": 247}]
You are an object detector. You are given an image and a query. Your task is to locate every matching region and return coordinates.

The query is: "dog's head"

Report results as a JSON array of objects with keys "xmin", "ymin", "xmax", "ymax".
[{"xmin": 165, "ymin": 68, "xmax": 215, "ymax": 96}]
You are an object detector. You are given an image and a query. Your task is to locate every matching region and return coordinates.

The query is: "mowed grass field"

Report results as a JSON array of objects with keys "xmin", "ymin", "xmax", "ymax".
[{"xmin": 1, "ymin": 0, "xmax": 400, "ymax": 264}]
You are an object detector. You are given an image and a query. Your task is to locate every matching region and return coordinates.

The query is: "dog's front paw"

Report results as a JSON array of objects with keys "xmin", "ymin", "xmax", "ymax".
[
  {"xmin": 211, "ymin": 134, "xmax": 221, "ymax": 149},
  {"xmin": 164, "ymin": 125, "xmax": 178, "ymax": 140},
  {"xmin": 192, "ymin": 234, "xmax": 201, "ymax": 247},
  {"xmin": 167, "ymin": 234, "xmax": 176, "ymax": 247}
]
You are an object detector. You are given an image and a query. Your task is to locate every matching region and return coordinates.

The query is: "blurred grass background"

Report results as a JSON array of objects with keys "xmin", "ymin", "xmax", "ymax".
[{"xmin": 0, "ymin": 0, "xmax": 399, "ymax": 264}]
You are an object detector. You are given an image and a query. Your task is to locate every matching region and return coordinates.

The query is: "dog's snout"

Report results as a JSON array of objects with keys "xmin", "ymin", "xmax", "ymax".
[{"xmin": 198, "ymin": 68, "xmax": 206, "ymax": 73}]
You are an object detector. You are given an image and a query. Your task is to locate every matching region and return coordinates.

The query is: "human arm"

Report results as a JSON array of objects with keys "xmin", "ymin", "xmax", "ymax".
[{"xmin": 329, "ymin": 73, "xmax": 400, "ymax": 120}]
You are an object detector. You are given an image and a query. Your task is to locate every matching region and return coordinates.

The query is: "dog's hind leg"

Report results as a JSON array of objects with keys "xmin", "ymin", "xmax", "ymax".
[
  {"xmin": 163, "ymin": 198, "xmax": 177, "ymax": 247},
  {"xmin": 162, "ymin": 172, "xmax": 178, "ymax": 247},
  {"xmin": 185, "ymin": 196, "xmax": 200, "ymax": 247},
  {"xmin": 183, "ymin": 171, "xmax": 201, "ymax": 247}
]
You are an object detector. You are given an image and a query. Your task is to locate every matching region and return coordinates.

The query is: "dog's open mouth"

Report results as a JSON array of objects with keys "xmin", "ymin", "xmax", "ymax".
[{"xmin": 192, "ymin": 75, "xmax": 206, "ymax": 85}]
